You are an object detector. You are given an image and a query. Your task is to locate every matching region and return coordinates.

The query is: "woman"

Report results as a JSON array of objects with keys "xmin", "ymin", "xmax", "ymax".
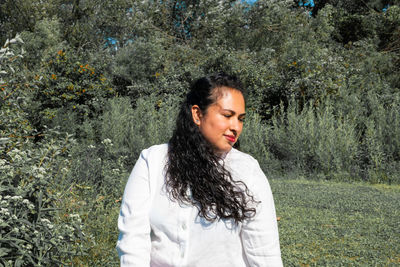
[{"xmin": 116, "ymin": 73, "xmax": 283, "ymax": 266}]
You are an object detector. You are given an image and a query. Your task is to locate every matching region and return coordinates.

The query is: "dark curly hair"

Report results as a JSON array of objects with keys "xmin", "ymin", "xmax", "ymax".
[{"xmin": 165, "ymin": 73, "xmax": 257, "ymax": 224}]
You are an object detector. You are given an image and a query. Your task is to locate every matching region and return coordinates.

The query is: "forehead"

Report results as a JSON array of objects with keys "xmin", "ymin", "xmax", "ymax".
[{"xmin": 211, "ymin": 87, "xmax": 245, "ymax": 111}]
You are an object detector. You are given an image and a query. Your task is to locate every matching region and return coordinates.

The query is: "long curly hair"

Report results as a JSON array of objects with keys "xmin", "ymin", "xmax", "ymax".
[{"xmin": 165, "ymin": 73, "xmax": 257, "ymax": 224}]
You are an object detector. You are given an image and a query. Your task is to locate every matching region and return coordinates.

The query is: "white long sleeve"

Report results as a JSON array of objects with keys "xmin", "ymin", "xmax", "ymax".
[
  {"xmin": 116, "ymin": 148, "xmax": 152, "ymax": 266},
  {"xmin": 116, "ymin": 144, "xmax": 283, "ymax": 267},
  {"xmin": 240, "ymin": 161, "xmax": 283, "ymax": 267}
]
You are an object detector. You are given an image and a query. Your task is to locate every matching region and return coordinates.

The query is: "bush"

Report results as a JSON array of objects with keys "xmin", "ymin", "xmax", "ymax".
[
  {"xmin": 1, "ymin": 35, "xmax": 86, "ymax": 266},
  {"xmin": 269, "ymin": 99, "xmax": 360, "ymax": 180},
  {"xmin": 240, "ymin": 110, "xmax": 275, "ymax": 173},
  {"xmin": 364, "ymin": 92, "xmax": 400, "ymax": 184},
  {"xmin": 0, "ymin": 131, "xmax": 86, "ymax": 266},
  {"xmin": 30, "ymin": 48, "xmax": 115, "ymax": 137},
  {"xmin": 101, "ymin": 95, "xmax": 180, "ymax": 162},
  {"xmin": 20, "ymin": 18, "xmax": 65, "ymax": 69}
]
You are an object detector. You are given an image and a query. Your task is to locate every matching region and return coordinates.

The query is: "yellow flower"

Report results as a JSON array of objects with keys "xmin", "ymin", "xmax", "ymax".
[{"xmin": 51, "ymin": 74, "xmax": 57, "ymax": 80}]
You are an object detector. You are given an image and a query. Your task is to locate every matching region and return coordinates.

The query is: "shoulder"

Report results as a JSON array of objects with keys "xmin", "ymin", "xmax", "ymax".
[
  {"xmin": 140, "ymin": 143, "xmax": 168, "ymax": 159},
  {"xmin": 226, "ymin": 148, "xmax": 269, "ymax": 191},
  {"xmin": 226, "ymin": 148, "xmax": 259, "ymax": 169}
]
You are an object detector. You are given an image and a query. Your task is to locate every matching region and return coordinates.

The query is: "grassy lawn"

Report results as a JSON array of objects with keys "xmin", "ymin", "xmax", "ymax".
[
  {"xmin": 78, "ymin": 179, "xmax": 400, "ymax": 266},
  {"xmin": 271, "ymin": 179, "xmax": 400, "ymax": 266}
]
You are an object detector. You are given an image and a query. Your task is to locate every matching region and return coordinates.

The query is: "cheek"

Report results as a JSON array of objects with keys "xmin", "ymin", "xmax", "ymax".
[
  {"xmin": 211, "ymin": 118, "xmax": 228, "ymax": 133},
  {"xmin": 200, "ymin": 118, "xmax": 226, "ymax": 137}
]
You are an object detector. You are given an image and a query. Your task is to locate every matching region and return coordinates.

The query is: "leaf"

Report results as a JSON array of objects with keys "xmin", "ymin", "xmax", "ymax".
[
  {"xmin": 15, "ymin": 34, "xmax": 24, "ymax": 44},
  {"xmin": 0, "ymin": 247, "xmax": 12, "ymax": 257},
  {"xmin": 15, "ymin": 258, "xmax": 24, "ymax": 267}
]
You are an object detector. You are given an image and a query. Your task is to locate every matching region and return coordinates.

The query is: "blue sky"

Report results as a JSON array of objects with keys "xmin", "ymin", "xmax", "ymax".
[{"xmin": 241, "ymin": 0, "xmax": 258, "ymax": 4}]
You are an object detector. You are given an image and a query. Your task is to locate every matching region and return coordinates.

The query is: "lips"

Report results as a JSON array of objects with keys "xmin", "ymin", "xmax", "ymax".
[{"xmin": 224, "ymin": 135, "xmax": 236, "ymax": 143}]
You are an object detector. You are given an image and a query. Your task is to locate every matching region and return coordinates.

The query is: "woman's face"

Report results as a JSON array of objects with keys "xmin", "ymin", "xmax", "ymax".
[{"xmin": 192, "ymin": 87, "xmax": 245, "ymax": 154}]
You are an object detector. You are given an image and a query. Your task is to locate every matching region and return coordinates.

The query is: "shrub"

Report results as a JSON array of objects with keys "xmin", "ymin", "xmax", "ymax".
[
  {"xmin": 20, "ymin": 18, "xmax": 65, "ymax": 69},
  {"xmin": 1, "ymin": 35, "xmax": 86, "ymax": 266},
  {"xmin": 0, "ymin": 131, "xmax": 86, "ymax": 266},
  {"xmin": 30, "ymin": 48, "xmax": 115, "ymax": 137},
  {"xmin": 240, "ymin": 110, "xmax": 275, "ymax": 173},
  {"xmin": 100, "ymin": 95, "xmax": 180, "ymax": 162},
  {"xmin": 364, "ymin": 92, "xmax": 400, "ymax": 184},
  {"xmin": 269, "ymin": 99, "xmax": 360, "ymax": 180},
  {"xmin": 65, "ymin": 138, "xmax": 129, "ymax": 200}
]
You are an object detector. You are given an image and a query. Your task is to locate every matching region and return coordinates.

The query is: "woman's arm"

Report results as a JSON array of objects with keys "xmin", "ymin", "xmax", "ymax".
[
  {"xmin": 241, "ymin": 161, "xmax": 283, "ymax": 267},
  {"xmin": 116, "ymin": 149, "xmax": 152, "ymax": 266}
]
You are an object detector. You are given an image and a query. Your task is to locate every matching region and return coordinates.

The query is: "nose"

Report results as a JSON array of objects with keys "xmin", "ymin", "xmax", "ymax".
[{"xmin": 230, "ymin": 117, "xmax": 242, "ymax": 135}]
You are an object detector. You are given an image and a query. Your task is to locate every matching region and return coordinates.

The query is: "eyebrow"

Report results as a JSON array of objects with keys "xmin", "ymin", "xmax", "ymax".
[{"xmin": 221, "ymin": 109, "xmax": 246, "ymax": 117}]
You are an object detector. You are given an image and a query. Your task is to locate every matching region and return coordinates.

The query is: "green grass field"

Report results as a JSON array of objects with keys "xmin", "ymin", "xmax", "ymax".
[
  {"xmin": 79, "ymin": 179, "xmax": 400, "ymax": 266},
  {"xmin": 272, "ymin": 179, "xmax": 400, "ymax": 266}
]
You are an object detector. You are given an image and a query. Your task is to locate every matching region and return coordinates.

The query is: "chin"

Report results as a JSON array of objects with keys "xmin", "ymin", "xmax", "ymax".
[{"xmin": 216, "ymin": 145, "xmax": 233, "ymax": 154}]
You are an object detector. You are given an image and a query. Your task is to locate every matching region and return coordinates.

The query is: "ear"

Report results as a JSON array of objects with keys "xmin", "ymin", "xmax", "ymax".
[{"xmin": 191, "ymin": 105, "xmax": 202, "ymax": 126}]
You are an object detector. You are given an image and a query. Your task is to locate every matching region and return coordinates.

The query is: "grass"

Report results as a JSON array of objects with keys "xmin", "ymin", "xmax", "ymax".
[
  {"xmin": 271, "ymin": 179, "xmax": 400, "ymax": 266},
  {"xmin": 75, "ymin": 179, "xmax": 400, "ymax": 266}
]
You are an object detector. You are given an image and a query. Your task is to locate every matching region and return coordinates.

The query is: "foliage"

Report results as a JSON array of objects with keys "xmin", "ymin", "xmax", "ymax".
[
  {"xmin": 55, "ymin": 144, "xmax": 125, "ymax": 266},
  {"xmin": 20, "ymin": 18, "xmax": 66, "ymax": 68},
  {"xmin": 112, "ymin": 36, "xmax": 171, "ymax": 96},
  {"xmin": 71, "ymin": 199, "xmax": 120, "ymax": 266},
  {"xmin": 269, "ymin": 99, "xmax": 360, "ymax": 179},
  {"xmin": 65, "ymin": 138, "xmax": 128, "ymax": 199},
  {"xmin": 241, "ymin": 94, "xmax": 400, "ymax": 183},
  {"xmin": 2, "ymin": 0, "xmax": 400, "ymax": 264},
  {"xmin": 364, "ymin": 92, "xmax": 400, "ymax": 184},
  {"xmin": 0, "ymin": 132, "xmax": 86, "ymax": 266},
  {"xmin": 101, "ymin": 95, "xmax": 180, "ymax": 162},
  {"xmin": 1, "ymin": 35, "xmax": 86, "ymax": 266},
  {"xmin": 240, "ymin": 110, "xmax": 275, "ymax": 172},
  {"xmin": 0, "ymin": 0, "xmax": 62, "ymax": 44},
  {"xmin": 30, "ymin": 47, "xmax": 115, "ymax": 137}
]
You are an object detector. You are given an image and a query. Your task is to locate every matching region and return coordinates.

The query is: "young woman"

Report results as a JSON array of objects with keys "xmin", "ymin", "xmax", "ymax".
[{"xmin": 116, "ymin": 73, "xmax": 283, "ymax": 266}]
